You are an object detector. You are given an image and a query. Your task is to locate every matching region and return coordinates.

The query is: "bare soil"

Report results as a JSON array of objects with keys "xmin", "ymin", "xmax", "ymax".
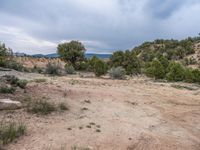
[{"xmin": 0, "ymin": 71, "xmax": 200, "ymax": 150}]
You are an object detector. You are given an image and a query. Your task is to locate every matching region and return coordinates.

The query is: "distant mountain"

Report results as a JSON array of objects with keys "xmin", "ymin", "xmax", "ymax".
[
  {"xmin": 85, "ymin": 53, "xmax": 112, "ymax": 59},
  {"xmin": 14, "ymin": 52, "xmax": 27, "ymax": 57},
  {"xmin": 32, "ymin": 53, "xmax": 112, "ymax": 59}
]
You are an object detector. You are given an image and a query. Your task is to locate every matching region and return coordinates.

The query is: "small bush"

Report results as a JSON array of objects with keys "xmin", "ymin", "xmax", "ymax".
[
  {"xmin": 32, "ymin": 65, "xmax": 44, "ymax": 73},
  {"xmin": 3, "ymin": 75, "xmax": 28, "ymax": 89},
  {"xmin": 0, "ymin": 86, "xmax": 16, "ymax": 94},
  {"xmin": 191, "ymin": 69, "xmax": 200, "ymax": 84},
  {"xmin": 4, "ymin": 75, "xmax": 19, "ymax": 85},
  {"xmin": 74, "ymin": 61, "xmax": 89, "ymax": 71},
  {"xmin": 27, "ymin": 100, "xmax": 56, "ymax": 115},
  {"xmin": 4, "ymin": 60, "xmax": 25, "ymax": 72},
  {"xmin": 93, "ymin": 60, "xmax": 107, "ymax": 77},
  {"xmin": 58, "ymin": 103, "xmax": 69, "ymax": 111},
  {"xmin": 184, "ymin": 68, "xmax": 194, "ymax": 83},
  {"xmin": 166, "ymin": 62, "xmax": 185, "ymax": 82},
  {"xmin": 45, "ymin": 62, "xmax": 62, "ymax": 75},
  {"xmin": 17, "ymin": 80, "xmax": 28, "ymax": 89},
  {"xmin": 108, "ymin": 67, "xmax": 126, "ymax": 79},
  {"xmin": 0, "ymin": 121, "xmax": 26, "ymax": 146},
  {"xmin": 65, "ymin": 64, "xmax": 75, "ymax": 74},
  {"xmin": 145, "ymin": 59, "xmax": 165, "ymax": 79}
]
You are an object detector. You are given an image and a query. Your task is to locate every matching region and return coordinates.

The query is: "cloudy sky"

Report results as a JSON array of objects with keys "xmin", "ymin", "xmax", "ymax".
[{"xmin": 0, "ymin": 0, "xmax": 200, "ymax": 54}]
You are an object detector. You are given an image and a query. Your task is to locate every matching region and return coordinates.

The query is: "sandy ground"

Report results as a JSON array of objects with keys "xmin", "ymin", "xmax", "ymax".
[{"xmin": 0, "ymin": 71, "xmax": 200, "ymax": 150}]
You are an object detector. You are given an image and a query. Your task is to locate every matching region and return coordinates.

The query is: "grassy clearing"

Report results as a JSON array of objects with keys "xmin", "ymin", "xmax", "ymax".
[{"xmin": 0, "ymin": 121, "xmax": 26, "ymax": 147}]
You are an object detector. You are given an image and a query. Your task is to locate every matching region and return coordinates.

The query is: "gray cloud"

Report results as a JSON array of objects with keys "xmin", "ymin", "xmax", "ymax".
[{"xmin": 0, "ymin": 0, "xmax": 200, "ymax": 54}]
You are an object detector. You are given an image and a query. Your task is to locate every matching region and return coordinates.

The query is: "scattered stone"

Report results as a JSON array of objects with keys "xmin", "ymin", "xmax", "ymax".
[
  {"xmin": 82, "ymin": 107, "xmax": 88, "ymax": 111},
  {"xmin": 96, "ymin": 125, "xmax": 101, "ymax": 128},
  {"xmin": 90, "ymin": 122, "xmax": 96, "ymax": 125},
  {"xmin": 96, "ymin": 129, "xmax": 101, "ymax": 133},
  {"xmin": 0, "ymin": 99, "xmax": 22, "ymax": 110},
  {"xmin": 84, "ymin": 100, "xmax": 91, "ymax": 104},
  {"xmin": 86, "ymin": 125, "xmax": 91, "ymax": 128}
]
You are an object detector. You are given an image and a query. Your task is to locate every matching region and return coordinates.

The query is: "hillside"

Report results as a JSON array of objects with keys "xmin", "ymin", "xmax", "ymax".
[
  {"xmin": 133, "ymin": 37, "xmax": 200, "ymax": 68},
  {"xmin": 13, "ymin": 56, "xmax": 65, "ymax": 69}
]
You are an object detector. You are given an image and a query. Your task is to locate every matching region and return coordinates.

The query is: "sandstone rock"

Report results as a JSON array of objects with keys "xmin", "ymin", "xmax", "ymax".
[{"xmin": 0, "ymin": 99, "xmax": 22, "ymax": 110}]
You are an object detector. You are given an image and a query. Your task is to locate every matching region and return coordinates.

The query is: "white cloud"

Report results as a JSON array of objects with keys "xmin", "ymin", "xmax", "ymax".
[
  {"xmin": 0, "ymin": 26, "xmax": 57, "ymax": 54},
  {"xmin": 0, "ymin": 0, "xmax": 200, "ymax": 54}
]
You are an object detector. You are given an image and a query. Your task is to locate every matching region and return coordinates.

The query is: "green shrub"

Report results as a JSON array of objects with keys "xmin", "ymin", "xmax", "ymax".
[
  {"xmin": 3, "ymin": 75, "xmax": 28, "ymax": 89},
  {"xmin": 93, "ymin": 60, "xmax": 107, "ymax": 77},
  {"xmin": 0, "ymin": 121, "xmax": 26, "ymax": 146},
  {"xmin": 45, "ymin": 62, "xmax": 62, "ymax": 75},
  {"xmin": 27, "ymin": 100, "xmax": 56, "ymax": 115},
  {"xmin": 184, "ymin": 68, "xmax": 194, "ymax": 83},
  {"xmin": 110, "ymin": 50, "xmax": 141, "ymax": 75},
  {"xmin": 4, "ymin": 60, "xmax": 25, "ymax": 72},
  {"xmin": 88, "ymin": 56, "xmax": 99, "ymax": 71},
  {"xmin": 158, "ymin": 56, "xmax": 169, "ymax": 69},
  {"xmin": 108, "ymin": 67, "xmax": 126, "ymax": 79},
  {"xmin": 166, "ymin": 62, "xmax": 185, "ymax": 82},
  {"xmin": 65, "ymin": 64, "xmax": 75, "ymax": 74},
  {"xmin": 145, "ymin": 59, "xmax": 165, "ymax": 79},
  {"xmin": 32, "ymin": 65, "xmax": 44, "ymax": 73},
  {"xmin": 17, "ymin": 80, "xmax": 28, "ymax": 89},
  {"xmin": 191, "ymin": 69, "xmax": 200, "ymax": 84},
  {"xmin": 4, "ymin": 75, "xmax": 19, "ymax": 85},
  {"xmin": 0, "ymin": 86, "xmax": 16, "ymax": 94},
  {"xmin": 0, "ymin": 43, "xmax": 12, "ymax": 67},
  {"xmin": 74, "ymin": 61, "xmax": 89, "ymax": 71}
]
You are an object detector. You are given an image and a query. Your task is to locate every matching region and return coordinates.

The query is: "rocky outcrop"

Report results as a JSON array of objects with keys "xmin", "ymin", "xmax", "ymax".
[{"xmin": 0, "ymin": 99, "xmax": 22, "ymax": 110}]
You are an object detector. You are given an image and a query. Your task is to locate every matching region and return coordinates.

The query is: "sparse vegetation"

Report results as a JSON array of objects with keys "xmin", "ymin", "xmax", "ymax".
[
  {"xmin": 110, "ymin": 50, "xmax": 141, "ymax": 75},
  {"xmin": 0, "ymin": 86, "xmax": 16, "ymax": 94},
  {"xmin": 71, "ymin": 146, "xmax": 91, "ymax": 150},
  {"xmin": 65, "ymin": 64, "xmax": 75, "ymax": 74},
  {"xmin": 0, "ymin": 121, "xmax": 26, "ymax": 147},
  {"xmin": 166, "ymin": 62, "xmax": 185, "ymax": 82},
  {"xmin": 0, "ymin": 42, "xmax": 12, "ymax": 67},
  {"xmin": 45, "ymin": 62, "xmax": 62, "ymax": 75},
  {"xmin": 3, "ymin": 60, "xmax": 25, "ymax": 72},
  {"xmin": 27, "ymin": 100, "xmax": 56, "ymax": 115},
  {"xmin": 145, "ymin": 59, "xmax": 165, "ymax": 79},
  {"xmin": 108, "ymin": 67, "xmax": 126, "ymax": 79},
  {"xmin": 16, "ymin": 80, "xmax": 28, "ymax": 89},
  {"xmin": 33, "ymin": 78, "xmax": 47, "ymax": 83},
  {"xmin": 32, "ymin": 65, "xmax": 44, "ymax": 73},
  {"xmin": 93, "ymin": 59, "xmax": 107, "ymax": 77},
  {"xmin": 58, "ymin": 103, "xmax": 69, "ymax": 111},
  {"xmin": 3, "ymin": 75, "xmax": 28, "ymax": 89}
]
